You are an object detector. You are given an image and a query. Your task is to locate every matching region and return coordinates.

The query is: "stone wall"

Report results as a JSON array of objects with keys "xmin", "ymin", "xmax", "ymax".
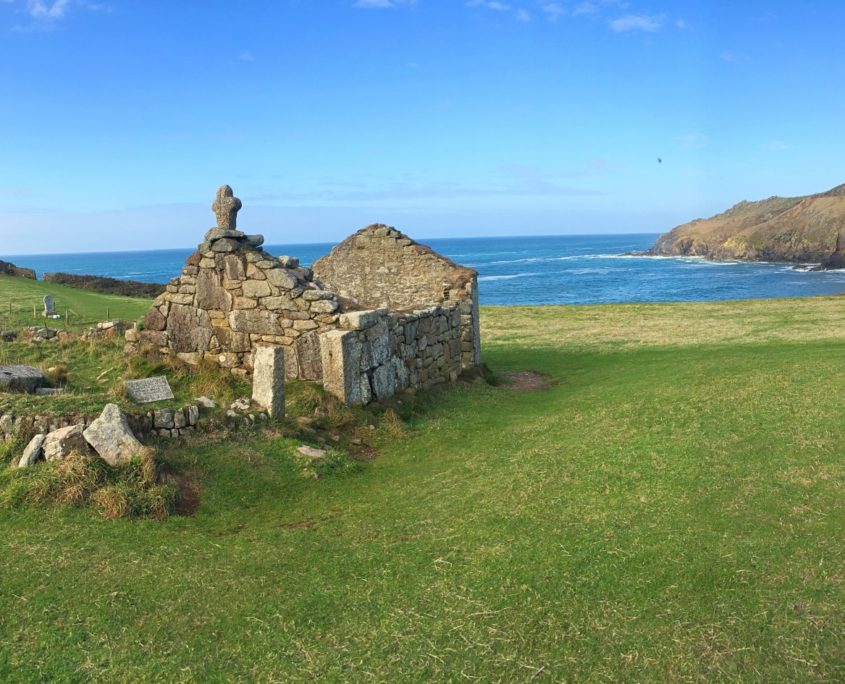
[
  {"xmin": 320, "ymin": 306, "xmax": 463, "ymax": 405},
  {"xmin": 0, "ymin": 404, "xmax": 200, "ymax": 443},
  {"xmin": 312, "ymin": 224, "xmax": 481, "ymax": 368}
]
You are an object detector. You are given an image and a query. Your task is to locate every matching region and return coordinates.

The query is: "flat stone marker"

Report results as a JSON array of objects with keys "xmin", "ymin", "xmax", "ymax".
[
  {"xmin": 124, "ymin": 376, "xmax": 174, "ymax": 404},
  {"xmin": 252, "ymin": 346, "xmax": 285, "ymax": 418},
  {"xmin": 43, "ymin": 295, "xmax": 55, "ymax": 317}
]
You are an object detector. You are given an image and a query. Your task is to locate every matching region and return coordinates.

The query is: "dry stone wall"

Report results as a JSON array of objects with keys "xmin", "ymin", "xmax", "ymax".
[
  {"xmin": 0, "ymin": 404, "xmax": 200, "ymax": 443},
  {"xmin": 320, "ymin": 306, "xmax": 463, "ymax": 405},
  {"xmin": 313, "ymin": 224, "xmax": 481, "ymax": 368}
]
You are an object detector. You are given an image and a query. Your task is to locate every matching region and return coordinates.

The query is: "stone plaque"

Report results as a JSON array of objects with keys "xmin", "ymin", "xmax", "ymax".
[{"xmin": 124, "ymin": 376, "xmax": 174, "ymax": 404}]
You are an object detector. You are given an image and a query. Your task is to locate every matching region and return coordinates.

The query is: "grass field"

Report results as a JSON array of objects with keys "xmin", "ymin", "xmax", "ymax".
[
  {"xmin": 0, "ymin": 274, "xmax": 150, "ymax": 331},
  {"xmin": 3, "ymin": 296, "xmax": 845, "ymax": 681}
]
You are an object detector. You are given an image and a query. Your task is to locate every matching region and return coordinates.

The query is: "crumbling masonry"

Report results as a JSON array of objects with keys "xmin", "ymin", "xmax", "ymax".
[{"xmin": 126, "ymin": 186, "xmax": 481, "ymax": 405}]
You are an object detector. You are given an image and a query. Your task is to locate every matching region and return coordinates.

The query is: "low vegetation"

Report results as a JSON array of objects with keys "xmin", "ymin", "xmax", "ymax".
[
  {"xmin": 0, "ymin": 336, "xmax": 250, "ymax": 416},
  {"xmin": 3, "ymin": 292, "xmax": 845, "ymax": 680},
  {"xmin": 0, "ymin": 273, "xmax": 150, "ymax": 331},
  {"xmin": 42, "ymin": 272, "xmax": 165, "ymax": 298},
  {"xmin": 0, "ymin": 448, "xmax": 176, "ymax": 520}
]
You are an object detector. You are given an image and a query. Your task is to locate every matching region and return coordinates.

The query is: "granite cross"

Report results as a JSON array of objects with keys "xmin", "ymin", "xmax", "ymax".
[{"xmin": 212, "ymin": 185, "xmax": 242, "ymax": 231}]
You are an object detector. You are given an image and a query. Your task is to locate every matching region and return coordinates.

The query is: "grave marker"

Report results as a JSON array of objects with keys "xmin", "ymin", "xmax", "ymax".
[
  {"xmin": 43, "ymin": 295, "xmax": 55, "ymax": 318},
  {"xmin": 124, "ymin": 376, "xmax": 175, "ymax": 404}
]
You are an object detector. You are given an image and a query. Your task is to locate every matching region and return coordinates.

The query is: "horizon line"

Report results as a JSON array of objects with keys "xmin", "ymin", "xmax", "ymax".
[{"xmin": 1, "ymin": 231, "xmax": 662, "ymax": 260}]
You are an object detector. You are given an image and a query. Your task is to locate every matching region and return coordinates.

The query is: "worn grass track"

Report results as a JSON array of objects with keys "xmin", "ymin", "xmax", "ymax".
[{"xmin": 2, "ymin": 297, "xmax": 845, "ymax": 681}]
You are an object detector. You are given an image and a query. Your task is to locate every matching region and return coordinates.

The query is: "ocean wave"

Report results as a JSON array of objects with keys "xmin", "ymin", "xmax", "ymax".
[{"xmin": 477, "ymin": 272, "xmax": 541, "ymax": 282}]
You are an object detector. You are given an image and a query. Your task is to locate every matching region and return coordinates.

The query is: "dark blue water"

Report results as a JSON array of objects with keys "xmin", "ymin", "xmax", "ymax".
[{"xmin": 5, "ymin": 234, "xmax": 845, "ymax": 306}]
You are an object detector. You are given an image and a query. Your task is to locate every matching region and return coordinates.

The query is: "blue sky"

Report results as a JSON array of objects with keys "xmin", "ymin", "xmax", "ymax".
[{"xmin": 1, "ymin": 0, "xmax": 844, "ymax": 254}]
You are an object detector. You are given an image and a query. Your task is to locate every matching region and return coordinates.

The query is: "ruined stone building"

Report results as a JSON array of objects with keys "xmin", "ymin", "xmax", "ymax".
[{"xmin": 127, "ymin": 186, "xmax": 480, "ymax": 405}]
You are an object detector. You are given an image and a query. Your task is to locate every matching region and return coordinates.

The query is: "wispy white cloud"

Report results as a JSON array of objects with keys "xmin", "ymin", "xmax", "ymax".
[
  {"xmin": 515, "ymin": 8, "xmax": 530, "ymax": 21},
  {"xmin": 608, "ymin": 13, "xmax": 664, "ymax": 32},
  {"xmin": 26, "ymin": 0, "xmax": 70, "ymax": 20},
  {"xmin": 539, "ymin": 2, "xmax": 566, "ymax": 21},
  {"xmin": 759, "ymin": 139, "xmax": 790, "ymax": 152},
  {"xmin": 466, "ymin": 0, "xmax": 512, "ymax": 10},
  {"xmin": 572, "ymin": 1, "xmax": 600, "ymax": 16},
  {"xmin": 238, "ymin": 51, "xmax": 254, "ymax": 62},
  {"xmin": 675, "ymin": 18, "xmax": 688, "ymax": 29},
  {"xmin": 353, "ymin": 0, "xmax": 416, "ymax": 8}
]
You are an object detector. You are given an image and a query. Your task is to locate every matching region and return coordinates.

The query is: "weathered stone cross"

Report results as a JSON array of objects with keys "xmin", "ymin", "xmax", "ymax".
[{"xmin": 212, "ymin": 185, "xmax": 242, "ymax": 231}]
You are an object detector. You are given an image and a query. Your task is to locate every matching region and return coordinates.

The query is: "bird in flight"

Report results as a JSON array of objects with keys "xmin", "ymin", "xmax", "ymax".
[{"xmin": 657, "ymin": 157, "xmax": 663, "ymax": 164}]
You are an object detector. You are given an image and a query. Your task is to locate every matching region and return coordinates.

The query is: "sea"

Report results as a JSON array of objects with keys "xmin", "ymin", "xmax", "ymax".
[{"xmin": 5, "ymin": 233, "xmax": 845, "ymax": 306}]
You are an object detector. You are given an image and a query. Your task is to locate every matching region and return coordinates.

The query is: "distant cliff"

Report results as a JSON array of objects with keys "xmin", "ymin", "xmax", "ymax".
[
  {"xmin": 648, "ymin": 183, "xmax": 845, "ymax": 268},
  {"xmin": 0, "ymin": 260, "xmax": 36, "ymax": 279}
]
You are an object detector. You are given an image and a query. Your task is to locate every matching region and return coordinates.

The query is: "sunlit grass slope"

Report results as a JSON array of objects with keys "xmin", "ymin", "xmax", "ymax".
[
  {"xmin": 0, "ymin": 274, "xmax": 151, "ymax": 330},
  {"xmin": 3, "ymin": 296, "xmax": 845, "ymax": 681}
]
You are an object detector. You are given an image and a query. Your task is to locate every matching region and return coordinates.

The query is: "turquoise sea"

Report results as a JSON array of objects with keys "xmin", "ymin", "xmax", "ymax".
[{"xmin": 5, "ymin": 234, "xmax": 845, "ymax": 306}]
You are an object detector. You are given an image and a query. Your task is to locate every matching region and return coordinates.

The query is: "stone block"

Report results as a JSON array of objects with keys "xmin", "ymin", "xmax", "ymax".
[
  {"xmin": 320, "ymin": 330, "xmax": 363, "ymax": 405},
  {"xmin": 166, "ymin": 304, "xmax": 212, "ymax": 353},
  {"xmin": 266, "ymin": 268, "xmax": 298, "ymax": 290},
  {"xmin": 43, "ymin": 424, "xmax": 86, "ymax": 462},
  {"xmin": 261, "ymin": 297, "xmax": 297, "ymax": 312},
  {"xmin": 229, "ymin": 309, "xmax": 285, "ymax": 336},
  {"xmin": 196, "ymin": 269, "xmax": 232, "ymax": 312},
  {"xmin": 234, "ymin": 296, "xmax": 258, "ymax": 310},
  {"xmin": 153, "ymin": 409, "xmax": 175, "ymax": 429},
  {"xmin": 339, "ymin": 309, "xmax": 388, "ymax": 331},
  {"xmin": 242, "ymin": 280, "xmax": 272, "ymax": 298},
  {"xmin": 252, "ymin": 346, "xmax": 285, "ymax": 418},
  {"xmin": 211, "ymin": 238, "xmax": 239, "ymax": 252},
  {"xmin": 293, "ymin": 319, "xmax": 318, "ymax": 331},
  {"xmin": 309, "ymin": 299, "xmax": 338, "ymax": 314},
  {"xmin": 143, "ymin": 308, "xmax": 167, "ymax": 331},
  {"xmin": 223, "ymin": 254, "xmax": 246, "ymax": 280}
]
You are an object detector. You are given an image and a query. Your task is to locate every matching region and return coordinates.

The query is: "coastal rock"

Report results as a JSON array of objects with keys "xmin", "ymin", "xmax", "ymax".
[{"xmin": 648, "ymin": 182, "xmax": 845, "ymax": 266}]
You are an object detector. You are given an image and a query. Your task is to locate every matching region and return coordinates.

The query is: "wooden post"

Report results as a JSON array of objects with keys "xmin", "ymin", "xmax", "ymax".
[
  {"xmin": 32, "ymin": 304, "xmax": 36, "ymax": 319},
  {"xmin": 106, "ymin": 307, "xmax": 110, "ymax": 321}
]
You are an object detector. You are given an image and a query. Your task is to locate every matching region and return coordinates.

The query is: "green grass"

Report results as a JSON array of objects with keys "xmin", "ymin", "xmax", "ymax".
[
  {"xmin": 3, "ymin": 297, "xmax": 845, "ymax": 681},
  {"xmin": 0, "ymin": 337, "xmax": 251, "ymax": 417},
  {"xmin": 0, "ymin": 273, "xmax": 151, "ymax": 331}
]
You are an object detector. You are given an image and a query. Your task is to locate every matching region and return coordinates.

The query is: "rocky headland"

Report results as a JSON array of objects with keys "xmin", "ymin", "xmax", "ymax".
[
  {"xmin": 647, "ymin": 183, "xmax": 845, "ymax": 269},
  {"xmin": 0, "ymin": 260, "xmax": 36, "ymax": 279}
]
